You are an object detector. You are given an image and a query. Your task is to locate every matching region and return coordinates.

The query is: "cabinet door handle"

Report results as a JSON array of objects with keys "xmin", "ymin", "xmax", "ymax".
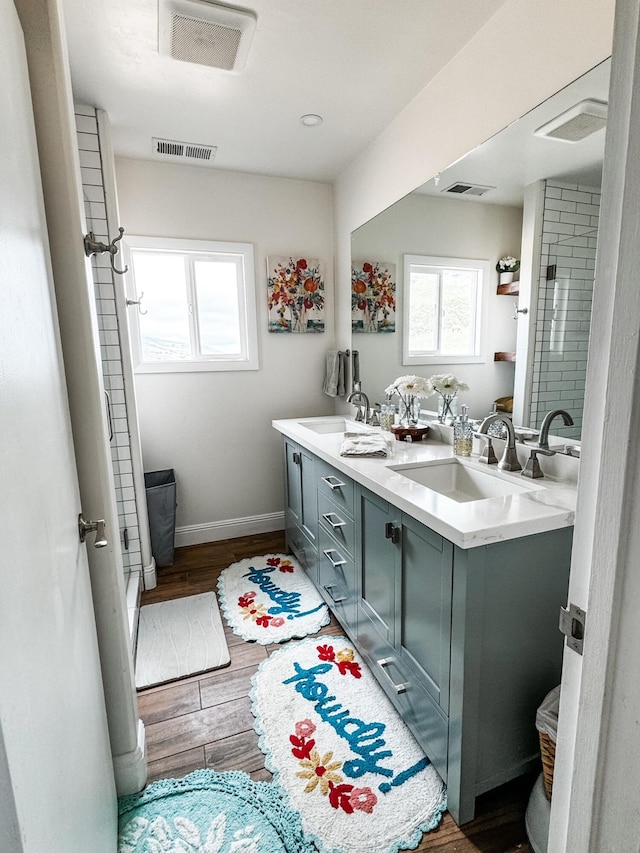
[
  {"xmin": 323, "ymin": 584, "xmax": 347, "ymax": 604},
  {"xmin": 384, "ymin": 522, "xmax": 401, "ymax": 544},
  {"xmin": 292, "ymin": 451, "xmax": 301, "ymax": 465},
  {"xmin": 322, "ymin": 548, "xmax": 347, "ymax": 568},
  {"xmin": 322, "ymin": 512, "xmax": 346, "ymax": 529},
  {"xmin": 322, "ymin": 475, "xmax": 346, "ymax": 491},
  {"xmin": 377, "ymin": 657, "xmax": 409, "ymax": 694}
]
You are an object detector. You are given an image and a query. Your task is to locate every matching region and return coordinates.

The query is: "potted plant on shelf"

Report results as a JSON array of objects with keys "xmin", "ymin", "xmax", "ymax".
[{"xmin": 496, "ymin": 255, "xmax": 520, "ymax": 284}]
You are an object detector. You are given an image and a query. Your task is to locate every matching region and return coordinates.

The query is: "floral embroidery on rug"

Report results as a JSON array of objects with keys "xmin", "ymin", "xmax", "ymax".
[
  {"xmin": 217, "ymin": 554, "xmax": 329, "ymax": 644},
  {"xmin": 251, "ymin": 636, "xmax": 447, "ymax": 853}
]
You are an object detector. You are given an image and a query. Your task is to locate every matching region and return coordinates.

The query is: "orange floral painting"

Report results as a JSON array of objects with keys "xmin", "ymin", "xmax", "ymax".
[
  {"xmin": 267, "ymin": 256, "xmax": 325, "ymax": 333},
  {"xmin": 351, "ymin": 260, "xmax": 396, "ymax": 333}
]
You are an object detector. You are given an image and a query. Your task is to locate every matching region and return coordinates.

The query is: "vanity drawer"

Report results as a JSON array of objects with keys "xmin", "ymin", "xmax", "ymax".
[
  {"xmin": 317, "ymin": 460, "xmax": 354, "ymax": 516},
  {"xmin": 285, "ymin": 510, "xmax": 318, "ymax": 585},
  {"xmin": 370, "ymin": 652, "xmax": 449, "ymax": 783},
  {"xmin": 318, "ymin": 528, "xmax": 356, "ymax": 631},
  {"xmin": 318, "ymin": 491, "xmax": 355, "ymax": 556}
]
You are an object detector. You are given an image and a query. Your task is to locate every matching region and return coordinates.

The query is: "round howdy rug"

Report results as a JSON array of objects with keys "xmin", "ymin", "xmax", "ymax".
[
  {"xmin": 250, "ymin": 636, "xmax": 447, "ymax": 853},
  {"xmin": 217, "ymin": 554, "xmax": 329, "ymax": 644},
  {"xmin": 117, "ymin": 769, "xmax": 311, "ymax": 853}
]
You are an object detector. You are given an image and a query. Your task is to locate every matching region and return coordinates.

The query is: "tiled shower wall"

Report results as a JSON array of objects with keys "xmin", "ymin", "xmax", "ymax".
[
  {"xmin": 74, "ymin": 105, "xmax": 142, "ymax": 583},
  {"xmin": 530, "ymin": 180, "xmax": 600, "ymax": 440}
]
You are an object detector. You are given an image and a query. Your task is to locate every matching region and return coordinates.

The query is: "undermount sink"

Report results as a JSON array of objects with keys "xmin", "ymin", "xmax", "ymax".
[
  {"xmin": 390, "ymin": 459, "xmax": 540, "ymax": 503},
  {"xmin": 299, "ymin": 418, "xmax": 369, "ymax": 434}
]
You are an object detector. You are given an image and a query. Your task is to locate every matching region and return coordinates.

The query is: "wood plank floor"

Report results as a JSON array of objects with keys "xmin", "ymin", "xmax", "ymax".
[{"xmin": 138, "ymin": 533, "xmax": 535, "ymax": 852}]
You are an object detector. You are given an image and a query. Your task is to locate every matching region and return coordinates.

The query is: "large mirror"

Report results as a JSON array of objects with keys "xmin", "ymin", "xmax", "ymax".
[{"xmin": 350, "ymin": 58, "xmax": 610, "ymax": 442}]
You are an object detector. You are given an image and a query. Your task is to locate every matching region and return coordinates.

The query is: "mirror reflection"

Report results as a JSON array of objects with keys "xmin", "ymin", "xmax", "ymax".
[{"xmin": 350, "ymin": 59, "xmax": 610, "ymax": 441}]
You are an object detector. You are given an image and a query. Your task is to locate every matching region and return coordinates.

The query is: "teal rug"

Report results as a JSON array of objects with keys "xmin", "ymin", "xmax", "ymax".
[{"xmin": 117, "ymin": 769, "xmax": 312, "ymax": 852}]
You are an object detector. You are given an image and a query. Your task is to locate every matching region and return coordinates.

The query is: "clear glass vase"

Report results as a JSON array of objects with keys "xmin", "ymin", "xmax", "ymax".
[
  {"xmin": 399, "ymin": 395, "xmax": 420, "ymax": 427},
  {"xmin": 437, "ymin": 393, "xmax": 458, "ymax": 424}
]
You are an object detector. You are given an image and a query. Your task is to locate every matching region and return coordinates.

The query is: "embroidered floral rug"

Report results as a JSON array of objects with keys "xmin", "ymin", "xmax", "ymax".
[
  {"xmin": 250, "ymin": 637, "xmax": 447, "ymax": 853},
  {"xmin": 217, "ymin": 554, "xmax": 329, "ymax": 644},
  {"xmin": 117, "ymin": 769, "xmax": 311, "ymax": 853}
]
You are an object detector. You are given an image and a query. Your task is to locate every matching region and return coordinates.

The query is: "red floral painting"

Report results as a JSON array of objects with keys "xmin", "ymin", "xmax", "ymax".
[
  {"xmin": 267, "ymin": 256, "xmax": 325, "ymax": 333},
  {"xmin": 351, "ymin": 260, "xmax": 396, "ymax": 333}
]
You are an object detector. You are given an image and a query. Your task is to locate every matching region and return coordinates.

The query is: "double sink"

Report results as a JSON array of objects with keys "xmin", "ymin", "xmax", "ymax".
[{"xmin": 298, "ymin": 418, "xmax": 542, "ymax": 504}]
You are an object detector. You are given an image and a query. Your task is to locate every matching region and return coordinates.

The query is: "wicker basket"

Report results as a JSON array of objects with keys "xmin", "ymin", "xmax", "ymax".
[{"xmin": 539, "ymin": 730, "xmax": 556, "ymax": 800}]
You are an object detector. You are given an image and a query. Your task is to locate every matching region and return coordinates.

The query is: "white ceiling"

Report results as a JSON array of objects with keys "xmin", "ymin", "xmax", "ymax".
[
  {"xmin": 414, "ymin": 58, "xmax": 610, "ymax": 207},
  {"xmin": 60, "ymin": 0, "xmax": 508, "ymax": 183}
]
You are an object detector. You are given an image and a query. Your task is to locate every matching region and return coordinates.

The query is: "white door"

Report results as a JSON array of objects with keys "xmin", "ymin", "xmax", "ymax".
[
  {"xmin": 548, "ymin": 0, "xmax": 640, "ymax": 849},
  {"xmin": 0, "ymin": 1, "xmax": 117, "ymax": 850}
]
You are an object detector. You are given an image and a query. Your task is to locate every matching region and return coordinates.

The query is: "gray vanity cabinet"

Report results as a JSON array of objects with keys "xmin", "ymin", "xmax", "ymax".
[
  {"xmin": 283, "ymin": 438, "xmax": 318, "ymax": 581},
  {"xmin": 279, "ymin": 437, "xmax": 572, "ymax": 826}
]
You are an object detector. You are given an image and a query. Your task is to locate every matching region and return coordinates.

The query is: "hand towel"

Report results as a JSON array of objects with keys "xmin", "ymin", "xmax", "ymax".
[
  {"xmin": 340, "ymin": 432, "xmax": 388, "ymax": 457},
  {"xmin": 323, "ymin": 351, "xmax": 347, "ymax": 397}
]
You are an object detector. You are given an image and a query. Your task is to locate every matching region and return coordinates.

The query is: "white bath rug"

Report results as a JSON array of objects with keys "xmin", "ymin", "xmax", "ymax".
[
  {"xmin": 217, "ymin": 554, "xmax": 329, "ymax": 645},
  {"xmin": 135, "ymin": 592, "xmax": 230, "ymax": 689},
  {"xmin": 250, "ymin": 636, "xmax": 446, "ymax": 853}
]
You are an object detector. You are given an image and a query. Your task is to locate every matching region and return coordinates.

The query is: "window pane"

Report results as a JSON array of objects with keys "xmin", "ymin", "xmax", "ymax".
[
  {"xmin": 194, "ymin": 259, "xmax": 242, "ymax": 355},
  {"xmin": 133, "ymin": 252, "xmax": 191, "ymax": 361},
  {"xmin": 441, "ymin": 269, "xmax": 477, "ymax": 355},
  {"xmin": 408, "ymin": 268, "xmax": 439, "ymax": 352}
]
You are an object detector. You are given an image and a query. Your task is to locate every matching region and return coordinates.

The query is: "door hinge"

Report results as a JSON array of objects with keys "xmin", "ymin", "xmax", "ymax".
[{"xmin": 559, "ymin": 602, "xmax": 586, "ymax": 655}]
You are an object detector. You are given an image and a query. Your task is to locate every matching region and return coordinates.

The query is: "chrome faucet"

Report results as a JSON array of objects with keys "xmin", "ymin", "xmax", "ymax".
[
  {"xmin": 346, "ymin": 387, "xmax": 371, "ymax": 423},
  {"xmin": 477, "ymin": 414, "xmax": 522, "ymax": 472},
  {"xmin": 538, "ymin": 409, "xmax": 575, "ymax": 450}
]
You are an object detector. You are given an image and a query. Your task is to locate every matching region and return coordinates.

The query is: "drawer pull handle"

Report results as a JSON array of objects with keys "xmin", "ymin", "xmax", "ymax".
[
  {"xmin": 324, "ymin": 584, "xmax": 347, "ymax": 604},
  {"xmin": 322, "ymin": 475, "xmax": 346, "ymax": 491},
  {"xmin": 322, "ymin": 512, "xmax": 346, "ymax": 529},
  {"xmin": 292, "ymin": 451, "xmax": 301, "ymax": 465},
  {"xmin": 377, "ymin": 657, "xmax": 409, "ymax": 695},
  {"xmin": 322, "ymin": 548, "xmax": 347, "ymax": 568}
]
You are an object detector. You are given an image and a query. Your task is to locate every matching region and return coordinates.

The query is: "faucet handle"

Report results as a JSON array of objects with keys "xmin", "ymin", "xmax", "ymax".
[
  {"xmin": 474, "ymin": 432, "xmax": 498, "ymax": 465},
  {"xmin": 521, "ymin": 446, "xmax": 555, "ymax": 479}
]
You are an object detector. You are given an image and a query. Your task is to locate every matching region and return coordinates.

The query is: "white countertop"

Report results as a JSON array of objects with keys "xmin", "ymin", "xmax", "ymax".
[{"xmin": 273, "ymin": 416, "xmax": 578, "ymax": 550}]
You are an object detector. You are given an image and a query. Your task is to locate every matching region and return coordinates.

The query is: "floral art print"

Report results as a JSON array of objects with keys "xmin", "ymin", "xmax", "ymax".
[
  {"xmin": 351, "ymin": 260, "xmax": 396, "ymax": 333},
  {"xmin": 267, "ymin": 256, "xmax": 325, "ymax": 333}
]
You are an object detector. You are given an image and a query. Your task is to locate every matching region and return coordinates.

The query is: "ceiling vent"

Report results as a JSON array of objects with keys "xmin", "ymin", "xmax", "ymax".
[
  {"xmin": 534, "ymin": 99, "xmax": 608, "ymax": 143},
  {"xmin": 152, "ymin": 137, "xmax": 218, "ymax": 165},
  {"xmin": 159, "ymin": 0, "xmax": 257, "ymax": 72},
  {"xmin": 442, "ymin": 182, "xmax": 494, "ymax": 197}
]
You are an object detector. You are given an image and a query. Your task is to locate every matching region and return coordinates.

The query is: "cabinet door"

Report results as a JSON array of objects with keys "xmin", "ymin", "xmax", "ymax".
[
  {"xmin": 299, "ymin": 445, "xmax": 318, "ymax": 543},
  {"xmin": 397, "ymin": 514, "xmax": 453, "ymax": 713},
  {"xmin": 284, "ymin": 439, "xmax": 302, "ymax": 523},
  {"xmin": 284, "ymin": 439, "xmax": 317, "ymax": 543},
  {"xmin": 355, "ymin": 487, "xmax": 397, "ymax": 657}
]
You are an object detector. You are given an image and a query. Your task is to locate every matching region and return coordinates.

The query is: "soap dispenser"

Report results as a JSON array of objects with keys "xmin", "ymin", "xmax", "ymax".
[{"xmin": 454, "ymin": 404, "xmax": 473, "ymax": 457}]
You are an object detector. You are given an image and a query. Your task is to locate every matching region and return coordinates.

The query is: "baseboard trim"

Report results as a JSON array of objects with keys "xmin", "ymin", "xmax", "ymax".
[
  {"xmin": 113, "ymin": 719, "xmax": 147, "ymax": 795},
  {"xmin": 175, "ymin": 512, "xmax": 285, "ymax": 548}
]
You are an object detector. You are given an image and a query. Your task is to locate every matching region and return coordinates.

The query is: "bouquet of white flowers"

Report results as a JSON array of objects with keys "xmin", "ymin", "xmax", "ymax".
[
  {"xmin": 496, "ymin": 255, "xmax": 520, "ymax": 273},
  {"xmin": 426, "ymin": 374, "xmax": 469, "ymax": 423}
]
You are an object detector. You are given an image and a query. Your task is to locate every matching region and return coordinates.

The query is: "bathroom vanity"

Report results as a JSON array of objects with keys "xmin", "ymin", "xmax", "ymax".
[{"xmin": 273, "ymin": 416, "xmax": 577, "ymax": 826}]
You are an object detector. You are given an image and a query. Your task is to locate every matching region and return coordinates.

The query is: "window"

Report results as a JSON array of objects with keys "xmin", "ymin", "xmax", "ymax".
[
  {"xmin": 402, "ymin": 254, "xmax": 488, "ymax": 365},
  {"xmin": 125, "ymin": 237, "xmax": 258, "ymax": 372}
]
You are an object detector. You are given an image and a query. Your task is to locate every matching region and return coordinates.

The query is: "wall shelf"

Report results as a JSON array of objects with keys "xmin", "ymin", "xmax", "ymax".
[
  {"xmin": 497, "ymin": 282, "xmax": 520, "ymax": 295},
  {"xmin": 494, "ymin": 351, "xmax": 516, "ymax": 362}
]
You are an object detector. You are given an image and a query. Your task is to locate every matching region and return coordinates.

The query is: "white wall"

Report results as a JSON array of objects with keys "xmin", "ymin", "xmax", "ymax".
[
  {"xmin": 333, "ymin": 0, "xmax": 616, "ymax": 382},
  {"xmin": 115, "ymin": 159, "xmax": 334, "ymax": 542},
  {"xmin": 350, "ymin": 193, "xmax": 522, "ymax": 418}
]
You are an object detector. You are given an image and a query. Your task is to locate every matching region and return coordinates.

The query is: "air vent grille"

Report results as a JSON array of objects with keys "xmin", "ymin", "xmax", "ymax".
[
  {"xmin": 159, "ymin": 0, "xmax": 257, "ymax": 72},
  {"xmin": 535, "ymin": 99, "xmax": 608, "ymax": 143},
  {"xmin": 152, "ymin": 137, "xmax": 217, "ymax": 165},
  {"xmin": 171, "ymin": 14, "xmax": 242, "ymax": 70},
  {"xmin": 442, "ymin": 182, "xmax": 494, "ymax": 197}
]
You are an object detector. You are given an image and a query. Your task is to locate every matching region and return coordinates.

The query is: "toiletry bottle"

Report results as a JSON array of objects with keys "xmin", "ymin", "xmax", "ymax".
[
  {"xmin": 454, "ymin": 404, "xmax": 473, "ymax": 456},
  {"xmin": 381, "ymin": 396, "xmax": 395, "ymax": 431}
]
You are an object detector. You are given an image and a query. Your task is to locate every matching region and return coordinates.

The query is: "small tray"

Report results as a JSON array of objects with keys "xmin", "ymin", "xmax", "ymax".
[{"xmin": 391, "ymin": 425, "xmax": 430, "ymax": 442}]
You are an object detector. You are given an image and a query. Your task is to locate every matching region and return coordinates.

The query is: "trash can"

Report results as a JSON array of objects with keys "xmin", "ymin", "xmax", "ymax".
[
  {"xmin": 144, "ymin": 469, "xmax": 176, "ymax": 567},
  {"xmin": 535, "ymin": 685, "xmax": 560, "ymax": 800}
]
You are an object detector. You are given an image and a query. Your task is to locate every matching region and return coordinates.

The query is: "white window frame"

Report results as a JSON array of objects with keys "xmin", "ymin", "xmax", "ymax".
[
  {"xmin": 402, "ymin": 254, "xmax": 489, "ymax": 366},
  {"xmin": 124, "ymin": 236, "xmax": 259, "ymax": 373}
]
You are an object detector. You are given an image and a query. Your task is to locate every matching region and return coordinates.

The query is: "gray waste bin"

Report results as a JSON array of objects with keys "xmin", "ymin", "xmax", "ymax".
[{"xmin": 144, "ymin": 469, "xmax": 176, "ymax": 567}]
